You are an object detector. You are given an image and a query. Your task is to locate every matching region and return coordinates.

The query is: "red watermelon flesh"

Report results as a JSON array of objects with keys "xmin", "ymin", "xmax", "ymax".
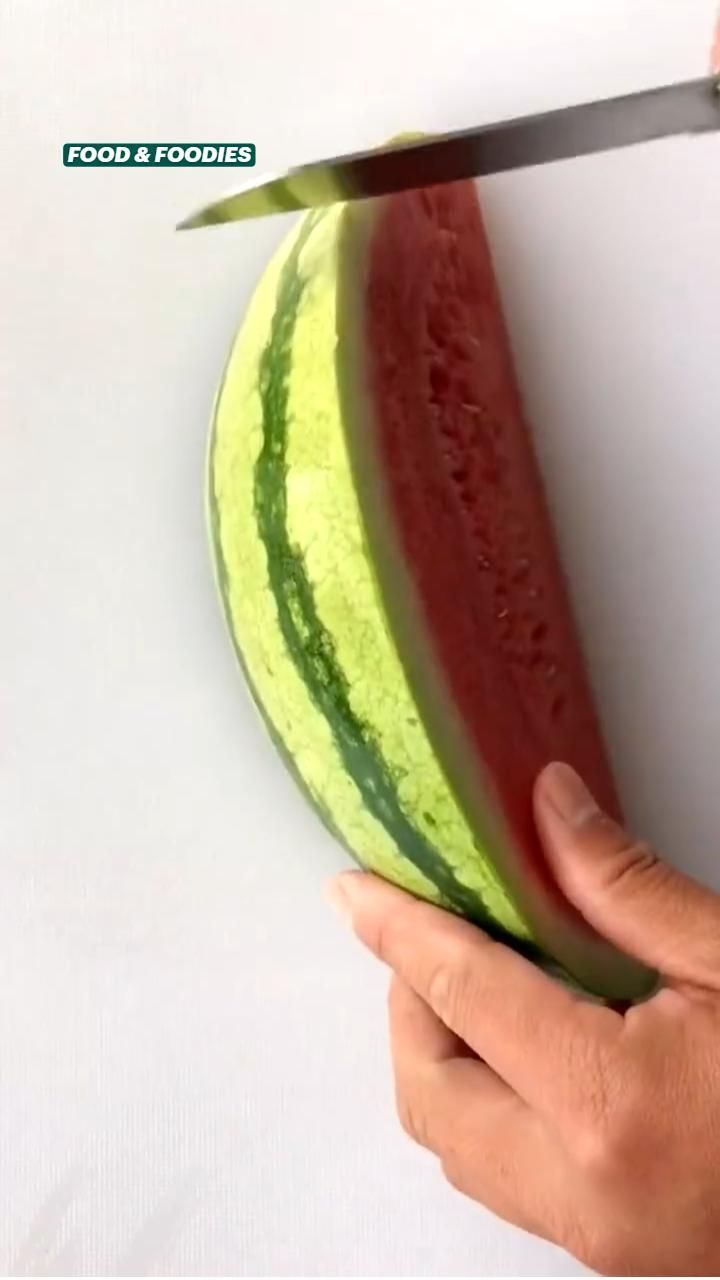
[{"xmin": 366, "ymin": 181, "xmax": 619, "ymax": 895}]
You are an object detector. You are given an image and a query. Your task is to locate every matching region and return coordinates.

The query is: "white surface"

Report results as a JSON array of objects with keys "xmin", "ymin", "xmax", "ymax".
[{"xmin": 1, "ymin": 0, "xmax": 719, "ymax": 1274}]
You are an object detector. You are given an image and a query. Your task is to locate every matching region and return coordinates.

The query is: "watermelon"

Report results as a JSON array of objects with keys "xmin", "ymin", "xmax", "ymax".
[{"xmin": 208, "ymin": 178, "xmax": 654, "ymax": 1002}]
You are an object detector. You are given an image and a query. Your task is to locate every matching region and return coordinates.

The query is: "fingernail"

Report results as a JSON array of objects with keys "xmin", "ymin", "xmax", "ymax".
[
  {"xmin": 539, "ymin": 762, "xmax": 601, "ymax": 828},
  {"xmin": 324, "ymin": 873, "xmax": 357, "ymax": 927}
]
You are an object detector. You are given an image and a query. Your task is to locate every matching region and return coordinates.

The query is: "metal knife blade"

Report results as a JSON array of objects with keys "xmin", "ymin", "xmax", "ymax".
[{"xmin": 177, "ymin": 76, "xmax": 719, "ymax": 230}]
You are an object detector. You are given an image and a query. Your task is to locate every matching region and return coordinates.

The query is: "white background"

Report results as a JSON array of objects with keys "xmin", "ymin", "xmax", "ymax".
[{"xmin": 2, "ymin": 0, "xmax": 719, "ymax": 1274}]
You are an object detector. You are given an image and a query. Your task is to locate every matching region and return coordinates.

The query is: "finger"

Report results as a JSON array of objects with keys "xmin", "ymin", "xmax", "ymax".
[
  {"xmin": 388, "ymin": 977, "xmax": 508, "ymax": 1154},
  {"xmin": 327, "ymin": 871, "xmax": 617, "ymax": 1117},
  {"xmin": 535, "ymin": 763, "xmax": 720, "ymax": 987},
  {"xmin": 388, "ymin": 975, "xmax": 470, "ymax": 1069},
  {"xmin": 397, "ymin": 1052, "xmax": 568, "ymax": 1244}
]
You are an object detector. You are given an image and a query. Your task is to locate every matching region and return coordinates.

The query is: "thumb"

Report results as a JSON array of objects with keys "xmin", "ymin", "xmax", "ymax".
[{"xmin": 534, "ymin": 762, "xmax": 720, "ymax": 989}]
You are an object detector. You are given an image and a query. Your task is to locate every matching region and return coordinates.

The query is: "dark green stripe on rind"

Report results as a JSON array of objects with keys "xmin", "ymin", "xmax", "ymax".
[
  {"xmin": 208, "ymin": 331, "xmax": 350, "ymax": 853},
  {"xmin": 249, "ymin": 213, "xmax": 537, "ymax": 940}
]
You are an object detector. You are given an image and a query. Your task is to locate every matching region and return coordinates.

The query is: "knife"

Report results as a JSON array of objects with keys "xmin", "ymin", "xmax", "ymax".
[{"xmin": 177, "ymin": 75, "xmax": 720, "ymax": 231}]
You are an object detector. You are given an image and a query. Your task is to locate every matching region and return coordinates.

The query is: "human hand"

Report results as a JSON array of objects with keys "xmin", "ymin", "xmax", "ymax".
[{"xmin": 327, "ymin": 762, "xmax": 720, "ymax": 1276}]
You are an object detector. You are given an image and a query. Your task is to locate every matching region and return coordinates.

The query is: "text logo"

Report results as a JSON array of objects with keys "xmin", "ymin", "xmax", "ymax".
[{"xmin": 63, "ymin": 143, "xmax": 256, "ymax": 167}]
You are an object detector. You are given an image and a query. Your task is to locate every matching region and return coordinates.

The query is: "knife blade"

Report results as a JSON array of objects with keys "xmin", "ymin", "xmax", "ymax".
[{"xmin": 177, "ymin": 76, "xmax": 719, "ymax": 231}]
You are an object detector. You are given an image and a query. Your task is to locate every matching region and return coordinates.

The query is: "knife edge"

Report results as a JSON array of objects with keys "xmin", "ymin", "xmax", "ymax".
[{"xmin": 177, "ymin": 75, "xmax": 720, "ymax": 230}]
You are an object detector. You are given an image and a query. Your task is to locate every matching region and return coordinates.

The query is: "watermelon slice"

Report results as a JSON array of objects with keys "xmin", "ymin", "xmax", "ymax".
[{"xmin": 208, "ymin": 179, "xmax": 655, "ymax": 1001}]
